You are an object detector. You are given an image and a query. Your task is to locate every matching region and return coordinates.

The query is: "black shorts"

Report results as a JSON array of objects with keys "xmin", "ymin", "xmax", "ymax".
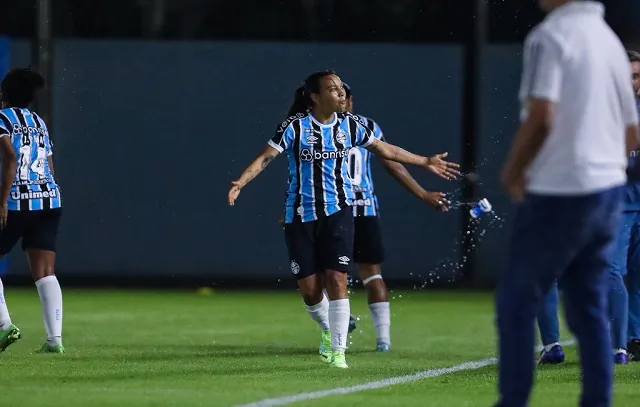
[
  {"xmin": 353, "ymin": 215, "xmax": 385, "ymax": 264},
  {"xmin": 284, "ymin": 207, "xmax": 355, "ymax": 279},
  {"xmin": 0, "ymin": 209, "xmax": 62, "ymax": 255}
]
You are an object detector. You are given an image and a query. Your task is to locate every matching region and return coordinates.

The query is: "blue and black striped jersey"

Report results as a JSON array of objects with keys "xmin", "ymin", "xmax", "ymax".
[
  {"xmin": 0, "ymin": 108, "xmax": 62, "ymax": 211},
  {"xmin": 269, "ymin": 112, "xmax": 374, "ymax": 223},
  {"xmin": 347, "ymin": 115, "xmax": 385, "ymax": 217}
]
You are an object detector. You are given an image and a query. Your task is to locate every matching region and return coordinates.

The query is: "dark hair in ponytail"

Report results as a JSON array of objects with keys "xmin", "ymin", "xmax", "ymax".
[
  {"xmin": 0, "ymin": 68, "xmax": 45, "ymax": 108},
  {"xmin": 286, "ymin": 69, "xmax": 337, "ymax": 117}
]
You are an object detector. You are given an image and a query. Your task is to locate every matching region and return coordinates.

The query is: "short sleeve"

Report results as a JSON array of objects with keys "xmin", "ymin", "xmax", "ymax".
[
  {"xmin": 31, "ymin": 113, "xmax": 53, "ymax": 155},
  {"xmin": 0, "ymin": 114, "xmax": 9, "ymax": 138},
  {"xmin": 268, "ymin": 120, "xmax": 296, "ymax": 153},
  {"xmin": 519, "ymin": 30, "xmax": 564, "ymax": 104},
  {"xmin": 372, "ymin": 120, "xmax": 385, "ymax": 142},
  {"xmin": 348, "ymin": 115, "xmax": 374, "ymax": 148},
  {"xmin": 46, "ymin": 137, "xmax": 53, "ymax": 156}
]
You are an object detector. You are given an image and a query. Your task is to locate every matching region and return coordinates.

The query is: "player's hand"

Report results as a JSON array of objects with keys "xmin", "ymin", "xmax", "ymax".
[
  {"xmin": 0, "ymin": 203, "xmax": 8, "ymax": 229},
  {"xmin": 421, "ymin": 191, "xmax": 450, "ymax": 212},
  {"xmin": 500, "ymin": 167, "xmax": 526, "ymax": 203},
  {"xmin": 228, "ymin": 181, "xmax": 243, "ymax": 206},
  {"xmin": 424, "ymin": 152, "xmax": 461, "ymax": 180}
]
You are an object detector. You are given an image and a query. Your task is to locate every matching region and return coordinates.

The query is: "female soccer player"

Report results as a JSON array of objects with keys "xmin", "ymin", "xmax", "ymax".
[
  {"xmin": 228, "ymin": 70, "xmax": 459, "ymax": 368},
  {"xmin": 340, "ymin": 82, "xmax": 452, "ymax": 352},
  {"xmin": 0, "ymin": 68, "xmax": 65, "ymax": 354}
]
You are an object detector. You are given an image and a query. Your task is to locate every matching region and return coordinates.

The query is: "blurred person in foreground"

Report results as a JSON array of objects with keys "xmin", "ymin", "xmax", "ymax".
[{"xmin": 496, "ymin": 1, "xmax": 639, "ymax": 406}]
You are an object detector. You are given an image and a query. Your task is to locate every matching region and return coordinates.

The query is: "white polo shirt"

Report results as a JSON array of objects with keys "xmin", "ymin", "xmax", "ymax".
[{"xmin": 519, "ymin": 1, "xmax": 639, "ymax": 195}]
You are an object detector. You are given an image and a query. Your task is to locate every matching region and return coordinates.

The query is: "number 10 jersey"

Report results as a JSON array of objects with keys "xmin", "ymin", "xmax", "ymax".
[
  {"xmin": 0, "ymin": 108, "xmax": 62, "ymax": 211},
  {"xmin": 347, "ymin": 115, "xmax": 385, "ymax": 217}
]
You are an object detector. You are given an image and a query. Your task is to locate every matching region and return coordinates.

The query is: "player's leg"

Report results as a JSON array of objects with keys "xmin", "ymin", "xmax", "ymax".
[
  {"xmin": 284, "ymin": 219, "xmax": 331, "ymax": 362},
  {"xmin": 0, "ymin": 211, "xmax": 27, "ymax": 352},
  {"xmin": 606, "ymin": 211, "xmax": 632, "ymax": 363},
  {"xmin": 353, "ymin": 216, "xmax": 390, "ymax": 351},
  {"xmin": 625, "ymin": 212, "xmax": 640, "ymax": 360},
  {"xmin": 559, "ymin": 188, "xmax": 621, "ymax": 407},
  {"xmin": 495, "ymin": 194, "xmax": 579, "ymax": 407},
  {"xmin": 319, "ymin": 208, "xmax": 355, "ymax": 369},
  {"xmin": 536, "ymin": 281, "xmax": 565, "ymax": 364},
  {"xmin": 22, "ymin": 209, "xmax": 64, "ymax": 353}
]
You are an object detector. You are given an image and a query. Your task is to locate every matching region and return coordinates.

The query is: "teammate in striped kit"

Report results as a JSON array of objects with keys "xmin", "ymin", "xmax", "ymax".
[
  {"xmin": 0, "ymin": 68, "xmax": 65, "ymax": 354},
  {"xmin": 342, "ymin": 83, "xmax": 452, "ymax": 352},
  {"xmin": 228, "ymin": 70, "xmax": 459, "ymax": 368}
]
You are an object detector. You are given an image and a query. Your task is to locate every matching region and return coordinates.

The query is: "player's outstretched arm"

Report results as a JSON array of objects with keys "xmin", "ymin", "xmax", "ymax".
[
  {"xmin": 379, "ymin": 159, "xmax": 450, "ymax": 211},
  {"xmin": 0, "ymin": 136, "xmax": 17, "ymax": 228},
  {"xmin": 228, "ymin": 145, "xmax": 280, "ymax": 206},
  {"xmin": 366, "ymin": 139, "xmax": 460, "ymax": 180}
]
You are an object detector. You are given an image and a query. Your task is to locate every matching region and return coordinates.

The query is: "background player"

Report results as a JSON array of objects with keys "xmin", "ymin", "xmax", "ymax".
[
  {"xmin": 341, "ymin": 82, "xmax": 452, "ymax": 352},
  {"xmin": 619, "ymin": 49, "xmax": 640, "ymax": 362},
  {"xmin": 0, "ymin": 68, "xmax": 65, "ymax": 354},
  {"xmin": 602, "ymin": 50, "xmax": 640, "ymax": 365},
  {"xmin": 536, "ymin": 283, "xmax": 565, "ymax": 364},
  {"xmin": 228, "ymin": 70, "xmax": 459, "ymax": 369}
]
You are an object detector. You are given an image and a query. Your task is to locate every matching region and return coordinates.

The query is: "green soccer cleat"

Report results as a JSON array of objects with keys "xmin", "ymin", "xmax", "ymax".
[
  {"xmin": 319, "ymin": 330, "xmax": 332, "ymax": 363},
  {"xmin": 37, "ymin": 343, "xmax": 65, "ymax": 353},
  {"xmin": 0, "ymin": 324, "xmax": 21, "ymax": 352},
  {"xmin": 330, "ymin": 350, "xmax": 348, "ymax": 369}
]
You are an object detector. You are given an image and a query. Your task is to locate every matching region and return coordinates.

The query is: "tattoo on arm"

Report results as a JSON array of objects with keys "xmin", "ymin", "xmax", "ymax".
[{"xmin": 262, "ymin": 155, "xmax": 275, "ymax": 169}]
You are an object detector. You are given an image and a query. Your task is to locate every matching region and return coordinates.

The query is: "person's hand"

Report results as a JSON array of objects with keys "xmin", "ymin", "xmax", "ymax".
[
  {"xmin": 420, "ymin": 191, "xmax": 450, "ymax": 212},
  {"xmin": 424, "ymin": 152, "xmax": 461, "ymax": 180},
  {"xmin": 500, "ymin": 166, "xmax": 526, "ymax": 203},
  {"xmin": 228, "ymin": 181, "xmax": 243, "ymax": 206}
]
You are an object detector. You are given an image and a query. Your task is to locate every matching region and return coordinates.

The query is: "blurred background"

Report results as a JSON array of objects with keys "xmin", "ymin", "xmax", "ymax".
[{"xmin": 0, "ymin": 0, "xmax": 638, "ymax": 290}]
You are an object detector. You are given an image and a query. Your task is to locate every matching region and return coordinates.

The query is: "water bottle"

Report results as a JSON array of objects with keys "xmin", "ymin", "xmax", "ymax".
[{"xmin": 469, "ymin": 198, "xmax": 492, "ymax": 218}]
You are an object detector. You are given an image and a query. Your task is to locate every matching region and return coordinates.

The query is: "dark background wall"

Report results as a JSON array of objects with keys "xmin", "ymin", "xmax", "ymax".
[{"xmin": 6, "ymin": 40, "xmax": 523, "ymax": 287}]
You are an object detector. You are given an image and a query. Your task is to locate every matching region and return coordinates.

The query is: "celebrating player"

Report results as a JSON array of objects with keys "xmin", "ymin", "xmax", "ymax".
[
  {"xmin": 341, "ymin": 82, "xmax": 453, "ymax": 352},
  {"xmin": 228, "ymin": 70, "xmax": 459, "ymax": 368},
  {"xmin": 0, "ymin": 68, "xmax": 65, "ymax": 354}
]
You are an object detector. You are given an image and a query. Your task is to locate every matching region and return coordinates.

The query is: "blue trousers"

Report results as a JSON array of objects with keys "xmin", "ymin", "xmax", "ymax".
[
  {"xmin": 609, "ymin": 211, "xmax": 640, "ymax": 343},
  {"xmin": 495, "ymin": 187, "xmax": 622, "ymax": 407},
  {"xmin": 537, "ymin": 282, "xmax": 560, "ymax": 346}
]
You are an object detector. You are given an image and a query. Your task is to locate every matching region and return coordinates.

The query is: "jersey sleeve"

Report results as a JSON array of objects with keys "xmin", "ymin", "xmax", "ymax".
[
  {"xmin": 349, "ymin": 115, "xmax": 375, "ymax": 148},
  {"xmin": 0, "ymin": 114, "xmax": 9, "ymax": 138},
  {"xmin": 268, "ymin": 121, "xmax": 296, "ymax": 153},
  {"xmin": 519, "ymin": 29, "xmax": 564, "ymax": 104},
  {"xmin": 372, "ymin": 120, "xmax": 385, "ymax": 142},
  {"xmin": 46, "ymin": 137, "xmax": 54, "ymax": 156}
]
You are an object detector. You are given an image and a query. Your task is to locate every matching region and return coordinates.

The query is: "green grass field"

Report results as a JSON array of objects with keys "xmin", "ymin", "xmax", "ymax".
[{"xmin": 1, "ymin": 289, "xmax": 639, "ymax": 406}]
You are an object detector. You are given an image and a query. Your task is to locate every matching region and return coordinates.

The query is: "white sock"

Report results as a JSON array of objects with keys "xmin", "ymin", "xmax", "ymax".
[
  {"xmin": 0, "ymin": 278, "xmax": 12, "ymax": 330},
  {"xmin": 329, "ymin": 299, "xmax": 350, "ymax": 353},
  {"xmin": 35, "ymin": 275, "xmax": 63, "ymax": 346},
  {"xmin": 306, "ymin": 294, "xmax": 330, "ymax": 331},
  {"xmin": 369, "ymin": 302, "xmax": 391, "ymax": 345}
]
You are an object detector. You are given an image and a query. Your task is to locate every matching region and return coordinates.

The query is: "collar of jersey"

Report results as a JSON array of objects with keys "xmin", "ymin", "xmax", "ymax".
[
  {"xmin": 546, "ymin": 1, "xmax": 604, "ymax": 20},
  {"xmin": 309, "ymin": 112, "xmax": 338, "ymax": 128}
]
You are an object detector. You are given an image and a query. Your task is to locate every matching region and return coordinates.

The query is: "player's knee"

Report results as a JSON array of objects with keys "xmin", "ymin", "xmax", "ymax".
[
  {"xmin": 297, "ymin": 274, "xmax": 324, "ymax": 306},
  {"xmin": 324, "ymin": 271, "xmax": 348, "ymax": 300},
  {"xmin": 361, "ymin": 271, "xmax": 388, "ymax": 303},
  {"xmin": 31, "ymin": 266, "xmax": 55, "ymax": 282}
]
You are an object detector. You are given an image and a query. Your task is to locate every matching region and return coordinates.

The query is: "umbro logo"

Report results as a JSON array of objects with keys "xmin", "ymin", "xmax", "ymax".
[
  {"xmin": 338, "ymin": 256, "xmax": 350, "ymax": 265},
  {"xmin": 306, "ymin": 135, "xmax": 319, "ymax": 144}
]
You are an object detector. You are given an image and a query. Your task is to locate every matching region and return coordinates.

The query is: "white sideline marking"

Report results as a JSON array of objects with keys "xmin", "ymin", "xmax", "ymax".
[{"xmin": 235, "ymin": 340, "xmax": 576, "ymax": 407}]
